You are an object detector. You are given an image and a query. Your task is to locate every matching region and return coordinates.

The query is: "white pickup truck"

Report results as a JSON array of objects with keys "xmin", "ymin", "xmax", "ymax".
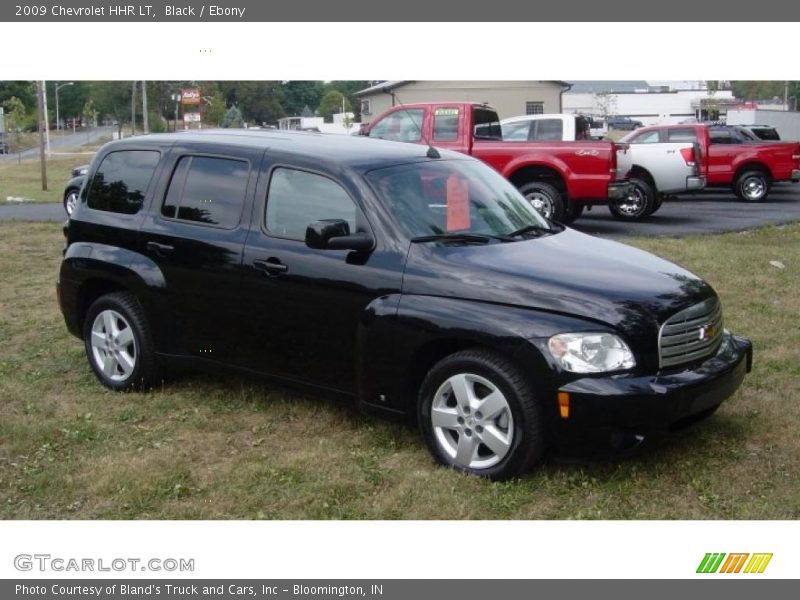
[{"xmin": 501, "ymin": 114, "xmax": 706, "ymax": 221}]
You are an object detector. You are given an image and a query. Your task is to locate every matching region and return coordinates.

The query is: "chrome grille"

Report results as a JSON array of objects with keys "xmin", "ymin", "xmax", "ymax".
[{"xmin": 659, "ymin": 297, "xmax": 723, "ymax": 368}]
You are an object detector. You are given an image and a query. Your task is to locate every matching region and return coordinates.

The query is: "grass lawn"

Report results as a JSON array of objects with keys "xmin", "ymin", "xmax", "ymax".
[
  {"xmin": 0, "ymin": 137, "xmax": 110, "ymax": 205},
  {"xmin": 0, "ymin": 221, "xmax": 798, "ymax": 519}
]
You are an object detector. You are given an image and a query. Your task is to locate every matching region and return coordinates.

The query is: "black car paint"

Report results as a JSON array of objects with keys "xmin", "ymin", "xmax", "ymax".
[{"xmin": 58, "ymin": 130, "xmax": 752, "ymax": 454}]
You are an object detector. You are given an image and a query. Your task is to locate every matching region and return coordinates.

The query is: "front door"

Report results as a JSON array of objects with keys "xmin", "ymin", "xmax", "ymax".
[{"xmin": 238, "ymin": 158, "xmax": 402, "ymax": 393}]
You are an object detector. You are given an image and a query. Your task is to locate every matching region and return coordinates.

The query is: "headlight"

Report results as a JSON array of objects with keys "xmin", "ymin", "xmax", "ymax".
[
  {"xmin": 79, "ymin": 168, "xmax": 88, "ymax": 175},
  {"xmin": 547, "ymin": 332, "xmax": 635, "ymax": 373}
]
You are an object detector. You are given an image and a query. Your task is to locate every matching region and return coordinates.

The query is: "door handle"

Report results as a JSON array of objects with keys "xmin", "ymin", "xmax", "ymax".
[
  {"xmin": 252, "ymin": 258, "xmax": 288, "ymax": 275},
  {"xmin": 146, "ymin": 241, "xmax": 174, "ymax": 256}
]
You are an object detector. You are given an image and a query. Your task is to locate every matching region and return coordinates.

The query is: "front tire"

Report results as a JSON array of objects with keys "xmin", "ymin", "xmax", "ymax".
[
  {"xmin": 518, "ymin": 181, "xmax": 567, "ymax": 222},
  {"xmin": 735, "ymin": 170, "xmax": 769, "ymax": 202},
  {"xmin": 83, "ymin": 292, "xmax": 159, "ymax": 391},
  {"xmin": 608, "ymin": 176, "xmax": 655, "ymax": 221},
  {"xmin": 418, "ymin": 349, "xmax": 544, "ymax": 480}
]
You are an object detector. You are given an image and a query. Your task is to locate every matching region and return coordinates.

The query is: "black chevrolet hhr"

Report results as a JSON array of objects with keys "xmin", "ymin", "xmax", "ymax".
[{"xmin": 58, "ymin": 130, "xmax": 752, "ymax": 479}]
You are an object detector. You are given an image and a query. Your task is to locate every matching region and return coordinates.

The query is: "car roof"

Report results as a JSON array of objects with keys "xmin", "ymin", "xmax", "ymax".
[{"xmin": 102, "ymin": 129, "xmax": 471, "ymax": 172}]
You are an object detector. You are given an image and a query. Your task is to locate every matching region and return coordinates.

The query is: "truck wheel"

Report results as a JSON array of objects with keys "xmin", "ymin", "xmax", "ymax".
[
  {"xmin": 83, "ymin": 292, "xmax": 159, "ymax": 391},
  {"xmin": 560, "ymin": 202, "xmax": 584, "ymax": 224},
  {"xmin": 608, "ymin": 177, "xmax": 655, "ymax": 221},
  {"xmin": 418, "ymin": 349, "xmax": 544, "ymax": 480},
  {"xmin": 64, "ymin": 188, "xmax": 79, "ymax": 216},
  {"xmin": 518, "ymin": 181, "xmax": 566, "ymax": 222},
  {"xmin": 735, "ymin": 170, "xmax": 769, "ymax": 202},
  {"xmin": 646, "ymin": 195, "xmax": 664, "ymax": 217}
]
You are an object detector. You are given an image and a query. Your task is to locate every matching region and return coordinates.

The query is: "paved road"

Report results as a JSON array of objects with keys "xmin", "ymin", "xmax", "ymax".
[
  {"xmin": 2, "ymin": 183, "xmax": 800, "ymax": 237},
  {"xmin": 0, "ymin": 126, "xmax": 113, "ymax": 161}
]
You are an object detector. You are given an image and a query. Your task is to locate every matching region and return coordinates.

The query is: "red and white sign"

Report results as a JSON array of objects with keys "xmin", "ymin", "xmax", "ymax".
[{"xmin": 181, "ymin": 88, "xmax": 202, "ymax": 105}]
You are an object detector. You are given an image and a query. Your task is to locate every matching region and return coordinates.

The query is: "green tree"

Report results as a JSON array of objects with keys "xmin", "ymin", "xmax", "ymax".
[
  {"xmin": 3, "ymin": 96, "xmax": 28, "ymax": 149},
  {"xmin": 324, "ymin": 81, "xmax": 369, "ymax": 121},
  {"xmin": 0, "ymin": 81, "xmax": 35, "ymax": 110},
  {"xmin": 219, "ymin": 81, "xmax": 285, "ymax": 126},
  {"xmin": 282, "ymin": 81, "xmax": 325, "ymax": 116},
  {"xmin": 318, "ymin": 90, "xmax": 351, "ymax": 123},
  {"xmin": 222, "ymin": 104, "xmax": 244, "ymax": 128},
  {"xmin": 202, "ymin": 93, "xmax": 226, "ymax": 127},
  {"xmin": 89, "ymin": 81, "xmax": 133, "ymax": 135}
]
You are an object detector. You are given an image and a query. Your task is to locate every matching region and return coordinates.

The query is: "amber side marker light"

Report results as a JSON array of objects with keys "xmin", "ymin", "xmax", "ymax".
[{"xmin": 558, "ymin": 392, "xmax": 570, "ymax": 419}]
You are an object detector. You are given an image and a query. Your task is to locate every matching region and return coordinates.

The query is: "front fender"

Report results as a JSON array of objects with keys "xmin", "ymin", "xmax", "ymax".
[{"xmin": 356, "ymin": 294, "xmax": 602, "ymax": 417}]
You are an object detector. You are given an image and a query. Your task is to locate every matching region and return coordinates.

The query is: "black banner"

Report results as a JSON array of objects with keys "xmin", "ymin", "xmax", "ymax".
[
  {"xmin": 4, "ymin": 580, "xmax": 799, "ymax": 600},
  {"xmin": 2, "ymin": 0, "xmax": 799, "ymax": 22}
]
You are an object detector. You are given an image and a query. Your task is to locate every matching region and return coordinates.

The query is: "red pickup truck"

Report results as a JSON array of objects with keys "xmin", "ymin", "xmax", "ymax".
[
  {"xmin": 623, "ymin": 124, "xmax": 800, "ymax": 202},
  {"xmin": 361, "ymin": 102, "xmax": 632, "ymax": 223}
]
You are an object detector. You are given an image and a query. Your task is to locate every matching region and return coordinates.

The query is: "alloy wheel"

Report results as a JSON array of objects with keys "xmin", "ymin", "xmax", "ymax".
[
  {"xmin": 90, "ymin": 309, "xmax": 137, "ymax": 382},
  {"xmin": 430, "ymin": 372, "xmax": 514, "ymax": 469}
]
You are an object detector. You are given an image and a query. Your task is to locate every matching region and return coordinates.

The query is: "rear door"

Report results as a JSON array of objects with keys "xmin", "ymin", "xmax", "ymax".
[{"xmin": 138, "ymin": 143, "xmax": 261, "ymax": 361}]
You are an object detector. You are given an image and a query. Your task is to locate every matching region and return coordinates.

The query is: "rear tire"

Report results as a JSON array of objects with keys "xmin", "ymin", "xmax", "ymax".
[
  {"xmin": 608, "ymin": 176, "xmax": 655, "ymax": 221},
  {"xmin": 646, "ymin": 194, "xmax": 664, "ymax": 217},
  {"xmin": 418, "ymin": 349, "xmax": 545, "ymax": 480},
  {"xmin": 83, "ymin": 292, "xmax": 159, "ymax": 391},
  {"xmin": 735, "ymin": 170, "xmax": 770, "ymax": 202},
  {"xmin": 64, "ymin": 188, "xmax": 79, "ymax": 216},
  {"xmin": 518, "ymin": 181, "xmax": 567, "ymax": 223}
]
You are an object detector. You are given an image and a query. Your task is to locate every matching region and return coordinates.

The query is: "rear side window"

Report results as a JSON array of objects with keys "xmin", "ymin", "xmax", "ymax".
[
  {"xmin": 87, "ymin": 150, "xmax": 160, "ymax": 214},
  {"xmin": 265, "ymin": 168, "xmax": 357, "ymax": 240},
  {"xmin": 630, "ymin": 130, "xmax": 661, "ymax": 144},
  {"xmin": 667, "ymin": 128, "xmax": 697, "ymax": 142},
  {"xmin": 473, "ymin": 108, "xmax": 502, "ymax": 140},
  {"xmin": 709, "ymin": 128, "xmax": 733, "ymax": 144},
  {"xmin": 368, "ymin": 109, "xmax": 424, "ymax": 143},
  {"xmin": 501, "ymin": 121, "xmax": 531, "ymax": 141},
  {"xmin": 532, "ymin": 119, "xmax": 563, "ymax": 141},
  {"xmin": 433, "ymin": 107, "xmax": 459, "ymax": 142},
  {"xmin": 161, "ymin": 156, "xmax": 249, "ymax": 228}
]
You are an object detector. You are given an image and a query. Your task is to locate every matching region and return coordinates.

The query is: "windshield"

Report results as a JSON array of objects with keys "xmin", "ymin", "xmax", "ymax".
[{"xmin": 365, "ymin": 159, "xmax": 551, "ymax": 239}]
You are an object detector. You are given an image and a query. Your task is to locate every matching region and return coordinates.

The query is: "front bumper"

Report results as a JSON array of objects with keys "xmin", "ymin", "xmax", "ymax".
[
  {"xmin": 607, "ymin": 181, "xmax": 633, "ymax": 200},
  {"xmin": 552, "ymin": 332, "xmax": 752, "ymax": 456},
  {"xmin": 686, "ymin": 175, "xmax": 706, "ymax": 191}
]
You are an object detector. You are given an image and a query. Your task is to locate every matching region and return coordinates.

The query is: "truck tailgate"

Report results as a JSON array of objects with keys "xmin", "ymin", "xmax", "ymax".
[{"xmin": 628, "ymin": 142, "xmax": 703, "ymax": 194}]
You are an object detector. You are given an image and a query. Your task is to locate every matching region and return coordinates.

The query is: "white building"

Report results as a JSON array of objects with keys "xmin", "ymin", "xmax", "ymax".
[{"xmin": 563, "ymin": 82, "xmax": 738, "ymax": 126}]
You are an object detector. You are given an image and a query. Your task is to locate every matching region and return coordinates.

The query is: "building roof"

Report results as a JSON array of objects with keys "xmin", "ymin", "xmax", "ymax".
[
  {"xmin": 355, "ymin": 80, "xmax": 571, "ymax": 97},
  {"xmin": 567, "ymin": 81, "xmax": 652, "ymax": 94}
]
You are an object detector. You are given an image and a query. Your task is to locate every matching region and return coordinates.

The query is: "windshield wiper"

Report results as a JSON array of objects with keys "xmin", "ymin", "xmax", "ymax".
[
  {"xmin": 410, "ymin": 232, "xmax": 503, "ymax": 244},
  {"xmin": 506, "ymin": 224, "xmax": 553, "ymax": 238}
]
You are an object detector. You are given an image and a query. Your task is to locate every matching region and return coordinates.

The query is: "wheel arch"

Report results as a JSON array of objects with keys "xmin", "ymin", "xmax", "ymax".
[
  {"xmin": 734, "ymin": 161, "xmax": 772, "ymax": 182},
  {"xmin": 508, "ymin": 164, "xmax": 568, "ymax": 195}
]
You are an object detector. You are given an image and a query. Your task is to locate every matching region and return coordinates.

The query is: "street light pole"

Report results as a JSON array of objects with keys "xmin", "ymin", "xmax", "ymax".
[{"xmin": 55, "ymin": 82, "xmax": 74, "ymax": 134}]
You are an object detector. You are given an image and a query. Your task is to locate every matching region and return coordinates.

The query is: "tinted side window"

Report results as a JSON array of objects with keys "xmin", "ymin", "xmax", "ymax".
[
  {"xmin": 709, "ymin": 128, "xmax": 733, "ymax": 144},
  {"xmin": 87, "ymin": 150, "xmax": 160, "ymax": 214},
  {"xmin": 533, "ymin": 119, "xmax": 563, "ymax": 141},
  {"xmin": 666, "ymin": 128, "xmax": 697, "ymax": 143},
  {"xmin": 473, "ymin": 108, "xmax": 502, "ymax": 140},
  {"xmin": 368, "ymin": 109, "xmax": 423, "ymax": 142},
  {"xmin": 265, "ymin": 168, "xmax": 357, "ymax": 240},
  {"xmin": 433, "ymin": 107, "xmax": 459, "ymax": 142},
  {"xmin": 161, "ymin": 156, "xmax": 249, "ymax": 228}
]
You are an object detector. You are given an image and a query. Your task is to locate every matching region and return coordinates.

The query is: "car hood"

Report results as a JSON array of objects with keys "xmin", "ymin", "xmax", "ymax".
[{"xmin": 402, "ymin": 227, "xmax": 715, "ymax": 343}]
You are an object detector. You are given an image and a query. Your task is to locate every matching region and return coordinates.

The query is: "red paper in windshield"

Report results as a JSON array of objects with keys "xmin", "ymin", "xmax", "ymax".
[{"xmin": 446, "ymin": 174, "xmax": 470, "ymax": 231}]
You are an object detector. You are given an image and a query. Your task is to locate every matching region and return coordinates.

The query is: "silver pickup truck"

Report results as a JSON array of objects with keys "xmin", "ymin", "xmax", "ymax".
[{"xmin": 611, "ymin": 136, "xmax": 706, "ymax": 221}]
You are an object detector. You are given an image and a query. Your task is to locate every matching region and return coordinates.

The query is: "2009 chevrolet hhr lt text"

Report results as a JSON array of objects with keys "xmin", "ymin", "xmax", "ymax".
[{"xmin": 57, "ymin": 130, "xmax": 753, "ymax": 479}]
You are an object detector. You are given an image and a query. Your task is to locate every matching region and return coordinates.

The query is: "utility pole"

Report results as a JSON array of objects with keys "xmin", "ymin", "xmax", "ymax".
[
  {"xmin": 36, "ymin": 81, "xmax": 48, "ymax": 191},
  {"xmin": 131, "ymin": 81, "xmax": 136, "ymax": 136},
  {"xmin": 142, "ymin": 80, "xmax": 149, "ymax": 134},
  {"xmin": 42, "ymin": 80, "xmax": 51, "ymax": 156}
]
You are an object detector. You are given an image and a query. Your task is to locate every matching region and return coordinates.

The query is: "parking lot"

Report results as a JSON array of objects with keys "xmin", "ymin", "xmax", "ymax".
[{"xmin": 3, "ymin": 184, "xmax": 800, "ymax": 238}]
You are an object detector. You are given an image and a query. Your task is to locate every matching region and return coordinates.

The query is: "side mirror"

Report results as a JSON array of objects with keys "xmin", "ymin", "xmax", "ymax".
[{"xmin": 305, "ymin": 219, "xmax": 374, "ymax": 252}]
